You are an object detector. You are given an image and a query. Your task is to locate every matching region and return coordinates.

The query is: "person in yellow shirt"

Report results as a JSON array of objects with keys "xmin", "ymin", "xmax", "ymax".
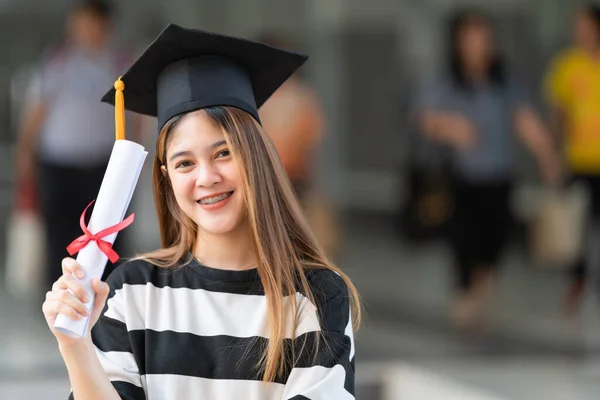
[{"xmin": 545, "ymin": 4, "xmax": 600, "ymax": 315}]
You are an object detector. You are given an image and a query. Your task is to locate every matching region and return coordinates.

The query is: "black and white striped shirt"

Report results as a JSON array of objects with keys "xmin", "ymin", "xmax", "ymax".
[{"xmin": 68, "ymin": 255, "xmax": 355, "ymax": 399}]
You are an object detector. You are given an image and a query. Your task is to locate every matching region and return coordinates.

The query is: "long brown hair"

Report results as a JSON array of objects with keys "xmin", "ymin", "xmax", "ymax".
[{"xmin": 140, "ymin": 106, "xmax": 361, "ymax": 382}]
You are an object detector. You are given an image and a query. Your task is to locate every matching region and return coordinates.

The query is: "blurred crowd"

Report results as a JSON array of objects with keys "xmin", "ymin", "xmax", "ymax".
[
  {"xmin": 5, "ymin": 0, "xmax": 600, "ymax": 333},
  {"xmin": 404, "ymin": 3, "xmax": 600, "ymax": 328}
]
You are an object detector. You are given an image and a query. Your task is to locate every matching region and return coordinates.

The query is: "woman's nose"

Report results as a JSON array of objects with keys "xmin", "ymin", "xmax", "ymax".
[{"xmin": 195, "ymin": 162, "xmax": 222, "ymax": 187}]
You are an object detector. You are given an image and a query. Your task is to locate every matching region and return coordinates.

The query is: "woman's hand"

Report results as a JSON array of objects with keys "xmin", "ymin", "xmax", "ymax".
[
  {"xmin": 539, "ymin": 151, "xmax": 562, "ymax": 186},
  {"xmin": 443, "ymin": 114, "xmax": 478, "ymax": 150},
  {"xmin": 42, "ymin": 257, "xmax": 110, "ymax": 348},
  {"xmin": 420, "ymin": 111, "xmax": 477, "ymax": 150}
]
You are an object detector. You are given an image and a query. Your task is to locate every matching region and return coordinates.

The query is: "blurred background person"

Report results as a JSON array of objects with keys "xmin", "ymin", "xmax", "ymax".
[
  {"xmin": 257, "ymin": 32, "xmax": 340, "ymax": 256},
  {"xmin": 414, "ymin": 9, "xmax": 559, "ymax": 327},
  {"xmin": 14, "ymin": 0, "xmax": 139, "ymax": 291},
  {"xmin": 545, "ymin": 4, "xmax": 600, "ymax": 316},
  {"xmin": 258, "ymin": 32, "xmax": 325, "ymax": 204}
]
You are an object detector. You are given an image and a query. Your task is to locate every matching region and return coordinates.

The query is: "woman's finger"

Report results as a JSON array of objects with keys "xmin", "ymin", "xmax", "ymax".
[
  {"xmin": 62, "ymin": 277, "xmax": 91, "ymax": 304},
  {"xmin": 61, "ymin": 257, "xmax": 85, "ymax": 279},
  {"xmin": 43, "ymin": 299, "xmax": 86, "ymax": 321},
  {"xmin": 47, "ymin": 290, "xmax": 90, "ymax": 318},
  {"xmin": 52, "ymin": 272, "xmax": 83, "ymax": 294}
]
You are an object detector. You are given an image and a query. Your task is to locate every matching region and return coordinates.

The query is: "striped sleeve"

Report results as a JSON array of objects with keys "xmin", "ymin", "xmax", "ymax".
[
  {"xmin": 69, "ymin": 265, "xmax": 146, "ymax": 400},
  {"xmin": 282, "ymin": 273, "xmax": 355, "ymax": 400}
]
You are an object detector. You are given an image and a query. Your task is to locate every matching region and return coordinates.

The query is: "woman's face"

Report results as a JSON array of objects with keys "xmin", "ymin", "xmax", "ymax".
[
  {"xmin": 68, "ymin": 10, "xmax": 110, "ymax": 50},
  {"xmin": 164, "ymin": 111, "xmax": 247, "ymax": 236},
  {"xmin": 457, "ymin": 20, "xmax": 494, "ymax": 72},
  {"xmin": 574, "ymin": 9, "xmax": 600, "ymax": 51}
]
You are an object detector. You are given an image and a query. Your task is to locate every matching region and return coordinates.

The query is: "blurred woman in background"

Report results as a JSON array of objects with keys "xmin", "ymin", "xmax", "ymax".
[
  {"xmin": 415, "ymin": 9, "xmax": 559, "ymax": 327},
  {"xmin": 545, "ymin": 4, "xmax": 600, "ymax": 315}
]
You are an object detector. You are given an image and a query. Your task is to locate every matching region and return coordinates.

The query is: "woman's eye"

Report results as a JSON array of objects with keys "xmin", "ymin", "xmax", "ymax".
[
  {"xmin": 175, "ymin": 160, "xmax": 193, "ymax": 169},
  {"xmin": 216, "ymin": 149, "xmax": 231, "ymax": 158}
]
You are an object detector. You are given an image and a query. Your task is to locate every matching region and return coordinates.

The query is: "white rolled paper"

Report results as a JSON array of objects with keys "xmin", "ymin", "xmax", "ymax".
[{"xmin": 53, "ymin": 140, "xmax": 148, "ymax": 337}]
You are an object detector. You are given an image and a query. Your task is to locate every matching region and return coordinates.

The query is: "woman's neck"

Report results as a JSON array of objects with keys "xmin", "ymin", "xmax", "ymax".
[
  {"xmin": 581, "ymin": 45, "xmax": 600, "ymax": 60},
  {"xmin": 463, "ymin": 63, "xmax": 489, "ymax": 82},
  {"xmin": 193, "ymin": 225, "xmax": 257, "ymax": 271}
]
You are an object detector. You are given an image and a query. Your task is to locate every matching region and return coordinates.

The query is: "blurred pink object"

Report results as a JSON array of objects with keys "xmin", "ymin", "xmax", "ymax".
[{"xmin": 14, "ymin": 178, "xmax": 39, "ymax": 212}]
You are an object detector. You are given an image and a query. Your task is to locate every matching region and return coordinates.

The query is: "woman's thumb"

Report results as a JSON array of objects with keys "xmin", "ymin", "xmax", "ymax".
[{"xmin": 90, "ymin": 279, "xmax": 110, "ymax": 317}]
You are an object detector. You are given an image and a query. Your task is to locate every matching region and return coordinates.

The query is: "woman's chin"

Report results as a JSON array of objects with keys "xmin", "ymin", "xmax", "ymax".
[
  {"xmin": 195, "ymin": 218, "xmax": 241, "ymax": 236},
  {"xmin": 198, "ymin": 227, "xmax": 233, "ymax": 235}
]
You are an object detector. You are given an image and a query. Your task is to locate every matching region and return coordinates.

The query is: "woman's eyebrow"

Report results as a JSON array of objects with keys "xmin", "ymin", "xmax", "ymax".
[
  {"xmin": 210, "ymin": 139, "xmax": 227, "ymax": 149},
  {"xmin": 169, "ymin": 150, "xmax": 192, "ymax": 162},
  {"xmin": 168, "ymin": 140, "xmax": 226, "ymax": 162}
]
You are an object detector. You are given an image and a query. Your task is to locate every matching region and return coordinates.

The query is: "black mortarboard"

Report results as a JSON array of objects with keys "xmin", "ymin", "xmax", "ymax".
[{"xmin": 101, "ymin": 23, "xmax": 308, "ymax": 130}]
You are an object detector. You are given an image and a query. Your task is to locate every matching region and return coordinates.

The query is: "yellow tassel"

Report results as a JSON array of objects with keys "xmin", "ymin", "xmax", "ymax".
[{"xmin": 114, "ymin": 77, "xmax": 126, "ymax": 141}]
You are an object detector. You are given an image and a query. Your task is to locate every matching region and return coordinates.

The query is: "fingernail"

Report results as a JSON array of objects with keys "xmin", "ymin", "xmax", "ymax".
[
  {"xmin": 76, "ymin": 269, "xmax": 85, "ymax": 279},
  {"xmin": 83, "ymin": 293, "xmax": 90, "ymax": 302}
]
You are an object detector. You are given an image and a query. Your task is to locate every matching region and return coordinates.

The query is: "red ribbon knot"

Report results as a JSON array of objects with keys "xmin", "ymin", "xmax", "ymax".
[{"xmin": 66, "ymin": 200, "xmax": 134, "ymax": 263}]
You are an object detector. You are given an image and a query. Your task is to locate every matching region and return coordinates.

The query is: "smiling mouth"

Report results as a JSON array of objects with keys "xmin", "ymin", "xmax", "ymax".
[{"xmin": 197, "ymin": 191, "xmax": 234, "ymax": 205}]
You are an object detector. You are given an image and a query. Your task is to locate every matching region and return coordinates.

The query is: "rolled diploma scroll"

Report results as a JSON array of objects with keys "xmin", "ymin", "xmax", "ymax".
[{"xmin": 53, "ymin": 139, "xmax": 148, "ymax": 337}]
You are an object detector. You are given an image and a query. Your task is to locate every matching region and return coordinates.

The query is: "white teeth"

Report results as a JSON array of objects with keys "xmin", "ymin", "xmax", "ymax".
[{"xmin": 199, "ymin": 192, "xmax": 231, "ymax": 205}]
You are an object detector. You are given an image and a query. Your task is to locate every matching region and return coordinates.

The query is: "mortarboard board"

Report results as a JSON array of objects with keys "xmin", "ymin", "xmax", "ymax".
[{"xmin": 101, "ymin": 23, "xmax": 308, "ymax": 131}]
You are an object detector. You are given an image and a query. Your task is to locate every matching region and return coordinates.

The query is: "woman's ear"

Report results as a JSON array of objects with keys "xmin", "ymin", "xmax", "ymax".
[{"xmin": 160, "ymin": 165, "xmax": 167, "ymax": 177}]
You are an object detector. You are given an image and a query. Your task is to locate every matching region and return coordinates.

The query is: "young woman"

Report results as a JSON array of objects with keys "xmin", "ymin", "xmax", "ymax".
[
  {"xmin": 415, "ymin": 10, "xmax": 559, "ymax": 327},
  {"xmin": 41, "ymin": 24, "xmax": 360, "ymax": 399},
  {"xmin": 545, "ymin": 4, "xmax": 600, "ymax": 315}
]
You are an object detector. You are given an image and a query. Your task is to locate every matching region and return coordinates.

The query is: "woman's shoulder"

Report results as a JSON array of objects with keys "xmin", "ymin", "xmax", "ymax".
[
  {"xmin": 558, "ymin": 47, "xmax": 582, "ymax": 62},
  {"xmin": 302, "ymin": 267, "xmax": 349, "ymax": 302},
  {"xmin": 301, "ymin": 268, "xmax": 353, "ymax": 332},
  {"xmin": 549, "ymin": 48, "xmax": 583, "ymax": 71},
  {"xmin": 418, "ymin": 69, "xmax": 453, "ymax": 86},
  {"xmin": 414, "ymin": 71, "xmax": 454, "ymax": 98}
]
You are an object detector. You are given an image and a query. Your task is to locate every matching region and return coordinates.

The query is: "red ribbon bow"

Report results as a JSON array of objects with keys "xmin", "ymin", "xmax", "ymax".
[{"xmin": 66, "ymin": 200, "xmax": 135, "ymax": 263}]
